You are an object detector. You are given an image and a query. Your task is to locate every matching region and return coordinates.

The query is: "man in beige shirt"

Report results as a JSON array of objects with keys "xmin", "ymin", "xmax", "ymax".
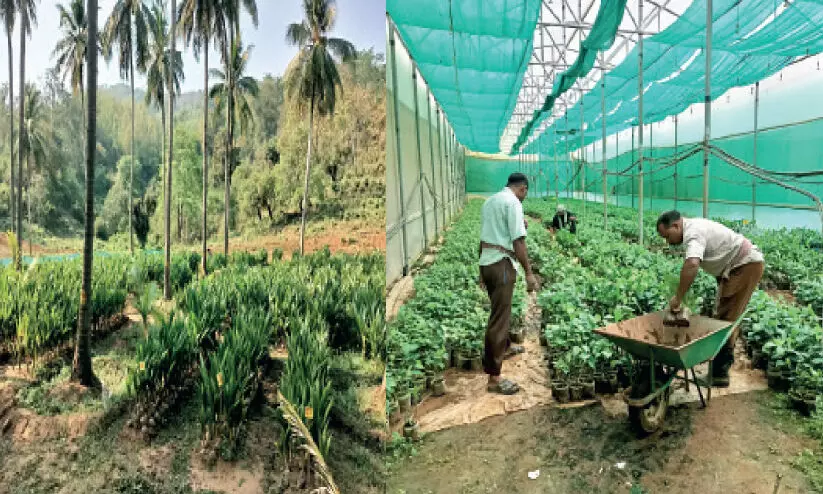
[
  {"xmin": 657, "ymin": 210, "xmax": 765, "ymax": 387},
  {"xmin": 478, "ymin": 173, "xmax": 539, "ymax": 395}
]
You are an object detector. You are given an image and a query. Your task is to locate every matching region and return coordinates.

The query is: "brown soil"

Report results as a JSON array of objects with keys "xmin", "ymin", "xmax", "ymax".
[
  {"xmin": 598, "ymin": 312, "xmax": 730, "ymax": 348},
  {"xmin": 388, "ymin": 392, "xmax": 813, "ymax": 494},
  {"xmin": 767, "ymin": 289, "xmax": 796, "ymax": 305},
  {"xmin": 0, "ymin": 233, "xmax": 71, "ymax": 258},
  {"xmin": 209, "ymin": 221, "xmax": 385, "ymax": 258},
  {"xmin": 189, "ymin": 456, "xmax": 265, "ymax": 494}
]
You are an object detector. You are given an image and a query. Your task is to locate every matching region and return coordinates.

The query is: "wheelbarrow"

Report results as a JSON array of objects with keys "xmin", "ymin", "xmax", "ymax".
[{"xmin": 593, "ymin": 310, "xmax": 747, "ymax": 434}]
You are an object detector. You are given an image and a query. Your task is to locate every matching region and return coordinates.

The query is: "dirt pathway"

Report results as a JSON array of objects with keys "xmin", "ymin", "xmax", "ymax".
[
  {"xmin": 388, "ymin": 392, "xmax": 813, "ymax": 494},
  {"xmin": 407, "ymin": 291, "xmax": 558, "ymax": 434}
]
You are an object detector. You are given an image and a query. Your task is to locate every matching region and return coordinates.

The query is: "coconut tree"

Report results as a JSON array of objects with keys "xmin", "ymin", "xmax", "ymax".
[
  {"xmin": 218, "ymin": 0, "xmax": 257, "ymax": 256},
  {"xmin": 178, "ymin": 0, "xmax": 227, "ymax": 275},
  {"xmin": 164, "ymin": 0, "xmax": 176, "ymax": 300},
  {"xmin": 20, "ymin": 85, "xmax": 49, "ymax": 255},
  {"xmin": 16, "ymin": 0, "xmax": 37, "ymax": 259},
  {"xmin": 285, "ymin": 0, "xmax": 354, "ymax": 254},
  {"xmin": 1, "ymin": 0, "xmax": 14, "ymax": 237},
  {"xmin": 103, "ymin": 0, "xmax": 154, "ymax": 254},
  {"xmin": 53, "ymin": 0, "xmax": 87, "ymax": 105},
  {"xmin": 209, "ymin": 40, "xmax": 258, "ymax": 188},
  {"xmin": 72, "ymin": 0, "xmax": 99, "ymax": 387},
  {"xmin": 145, "ymin": 0, "xmax": 183, "ymax": 243}
]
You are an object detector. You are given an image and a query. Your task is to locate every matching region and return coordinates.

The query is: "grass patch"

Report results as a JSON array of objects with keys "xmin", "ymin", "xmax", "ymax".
[{"xmin": 762, "ymin": 393, "xmax": 823, "ymax": 492}]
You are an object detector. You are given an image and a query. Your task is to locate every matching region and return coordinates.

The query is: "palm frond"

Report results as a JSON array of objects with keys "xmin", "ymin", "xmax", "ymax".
[
  {"xmin": 286, "ymin": 22, "xmax": 310, "ymax": 47},
  {"xmin": 277, "ymin": 391, "xmax": 340, "ymax": 494}
]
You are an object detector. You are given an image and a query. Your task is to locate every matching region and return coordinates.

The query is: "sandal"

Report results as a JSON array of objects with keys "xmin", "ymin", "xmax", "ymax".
[
  {"xmin": 487, "ymin": 378, "xmax": 520, "ymax": 395},
  {"xmin": 504, "ymin": 345, "xmax": 525, "ymax": 359}
]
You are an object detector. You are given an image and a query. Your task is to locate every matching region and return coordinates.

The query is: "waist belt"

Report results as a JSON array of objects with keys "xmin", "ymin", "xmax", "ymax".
[{"xmin": 480, "ymin": 241, "xmax": 516, "ymax": 259}]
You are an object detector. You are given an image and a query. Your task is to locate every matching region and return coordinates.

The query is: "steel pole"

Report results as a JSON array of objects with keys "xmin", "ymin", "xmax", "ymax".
[{"xmin": 703, "ymin": 0, "xmax": 713, "ymax": 218}]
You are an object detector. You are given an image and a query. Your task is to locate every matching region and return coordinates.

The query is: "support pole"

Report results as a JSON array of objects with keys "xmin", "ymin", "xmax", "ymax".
[
  {"xmin": 411, "ymin": 69, "xmax": 429, "ymax": 249},
  {"xmin": 554, "ymin": 140, "xmax": 559, "ymax": 200},
  {"xmin": 638, "ymin": 0, "xmax": 645, "ymax": 244},
  {"xmin": 602, "ymin": 74, "xmax": 608, "ymax": 229},
  {"xmin": 753, "ymin": 81, "xmax": 759, "ymax": 223},
  {"xmin": 580, "ymin": 93, "xmax": 586, "ymax": 211},
  {"xmin": 426, "ymin": 88, "xmax": 439, "ymax": 237},
  {"xmin": 616, "ymin": 129, "xmax": 619, "ymax": 208},
  {"xmin": 703, "ymin": 0, "xmax": 713, "ymax": 219},
  {"xmin": 631, "ymin": 125, "xmax": 635, "ymax": 209},
  {"xmin": 388, "ymin": 23, "xmax": 409, "ymax": 275},
  {"xmin": 436, "ymin": 108, "xmax": 446, "ymax": 231},
  {"xmin": 649, "ymin": 123, "xmax": 653, "ymax": 211},
  {"xmin": 674, "ymin": 115, "xmax": 678, "ymax": 209}
]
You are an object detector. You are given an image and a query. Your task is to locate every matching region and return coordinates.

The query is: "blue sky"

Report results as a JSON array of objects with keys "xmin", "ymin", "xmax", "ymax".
[{"xmin": 0, "ymin": 0, "xmax": 386, "ymax": 93}]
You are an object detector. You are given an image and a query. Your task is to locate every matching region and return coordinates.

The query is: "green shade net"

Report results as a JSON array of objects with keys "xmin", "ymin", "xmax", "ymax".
[
  {"xmin": 388, "ymin": 0, "xmax": 542, "ymax": 153},
  {"xmin": 512, "ymin": 0, "xmax": 628, "ymax": 151},
  {"xmin": 465, "ymin": 154, "xmax": 576, "ymax": 196},
  {"xmin": 522, "ymin": 0, "xmax": 823, "ymax": 155}
]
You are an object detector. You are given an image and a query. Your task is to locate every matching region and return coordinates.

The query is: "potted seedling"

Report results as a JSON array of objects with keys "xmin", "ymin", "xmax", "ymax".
[
  {"xmin": 397, "ymin": 379, "xmax": 412, "ymax": 414},
  {"xmin": 403, "ymin": 418, "xmax": 420, "ymax": 441}
]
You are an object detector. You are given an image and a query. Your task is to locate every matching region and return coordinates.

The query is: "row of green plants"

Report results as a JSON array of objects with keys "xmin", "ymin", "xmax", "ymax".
[
  {"xmin": 386, "ymin": 204, "xmax": 527, "ymax": 418},
  {"xmin": 532, "ymin": 197, "xmax": 823, "ymax": 412},
  {"xmin": 125, "ymin": 250, "xmax": 385, "ymax": 457},
  {"xmin": 0, "ymin": 249, "xmax": 273, "ymax": 361}
]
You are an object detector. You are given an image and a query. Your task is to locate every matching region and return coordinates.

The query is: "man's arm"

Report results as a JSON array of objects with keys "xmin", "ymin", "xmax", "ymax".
[
  {"xmin": 672, "ymin": 257, "xmax": 701, "ymax": 308},
  {"xmin": 513, "ymin": 237, "xmax": 532, "ymax": 276}
]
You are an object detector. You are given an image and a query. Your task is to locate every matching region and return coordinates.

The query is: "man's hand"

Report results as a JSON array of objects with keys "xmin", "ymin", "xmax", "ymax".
[
  {"xmin": 479, "ymin": 268, "xmax": 486, "ymax": 291},
  {"xmin": 668, "ymin": 296, "xmax": 682, "ymax": 313},
  {"xmin": 526, "ymin": 273, "xmax": 540, "ymax": 292},
  {"xmin": 524, "ymin": 218, "xmax": 529, "ymax": 230}
]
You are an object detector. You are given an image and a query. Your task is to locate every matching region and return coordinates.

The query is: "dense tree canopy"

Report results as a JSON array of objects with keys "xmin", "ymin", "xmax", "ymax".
[{"xmin": 0, "ymin": 48, "xmax": 385, "ymax": 245}]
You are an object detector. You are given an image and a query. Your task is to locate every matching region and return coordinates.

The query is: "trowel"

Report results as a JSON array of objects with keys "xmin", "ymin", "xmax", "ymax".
[{"xmin": 663, "ymin": 306, "xmax": 691, "ymax": 327}]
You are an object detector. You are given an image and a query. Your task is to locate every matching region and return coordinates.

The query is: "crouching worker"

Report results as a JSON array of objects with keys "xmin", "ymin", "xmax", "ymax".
[
  {"xmin": 551, "ymin": 204, "xmax": 577, "ymax": 234},
  {"xmin": 656, "ymin": 211, "xmax": 765, "ymax": 387},
  {"xmin": 479, "ymin": 173, "xmax": 540, "ymax": 395}
]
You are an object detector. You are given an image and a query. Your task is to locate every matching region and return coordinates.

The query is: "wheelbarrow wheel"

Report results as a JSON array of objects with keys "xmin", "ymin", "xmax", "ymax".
[{"xmin": 628, "ymin": 369, "xmax": 670, "ymax": 435}]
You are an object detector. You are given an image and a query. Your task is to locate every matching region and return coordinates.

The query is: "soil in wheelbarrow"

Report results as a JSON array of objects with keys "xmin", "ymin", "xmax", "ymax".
[
  {"xmin": 387, "ymin": 391, "xmax": 814, "ymax": 493},
  {"xmin": 600, "ymin": 312, "xmax": 729, "ymax": 348}
]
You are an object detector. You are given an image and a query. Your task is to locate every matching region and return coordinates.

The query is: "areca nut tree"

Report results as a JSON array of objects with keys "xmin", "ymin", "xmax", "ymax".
[
  {"xmin": 178, "ymin": 0, "xmax": 227, "ymax": 275},
  {"xmin": 285, "ymin": 0, "xmax": 354, "ymax": 255},
  {"xmin": 102, "ymin": 0, "xmax": 154, "ymax": 254}
]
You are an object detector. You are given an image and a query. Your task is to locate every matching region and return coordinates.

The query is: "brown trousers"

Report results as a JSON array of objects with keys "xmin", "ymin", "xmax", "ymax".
[
  {"xmin": 481, "ymin": 258, "xmax": 516, "ymax": 376},
  {"xmin": 715, "ymin": 261, "xmax": 765, "ymax": 351}
]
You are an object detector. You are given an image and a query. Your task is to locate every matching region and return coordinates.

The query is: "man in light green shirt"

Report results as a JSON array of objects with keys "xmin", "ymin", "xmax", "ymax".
[{"xmin": 478, "ymin": 173, "xmax": 539, "ymax": 395}]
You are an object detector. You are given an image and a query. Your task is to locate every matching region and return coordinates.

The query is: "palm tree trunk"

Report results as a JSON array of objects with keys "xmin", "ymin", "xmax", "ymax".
[
  {"xmin": 16, "ymin": 18, "xmax": 25, "ymax": 258},
  {"xmin": 129, "ymin": 57, "xmax": 135, "ymax": 254},
  {"xmin": 7, "ymin": 30, "xmax": 13, "ymax": 239},
  {"xmin": 26, "ymin": 156, "xmax": 30, "ymax": 257},
  {"xmin": 299, "ymin": 95, "xmax": 315, "ymax": 255},
  {"xmin": 73, "ymin": 0, "xmax": 99, "ymax": 387},
  {"xmin": 201, "ymin": 43, "xmax": 209, "ymax": 275},
  {"xmin": 161, "ymin": 106, "xmax": 166, "ymax": 225},
  {"xmin": 223, "ymin": 32, "xmax": 233, "ymax": 257},
  {"xmin": 164, "ymin": 0, "xmax": 176, "ymax": 300}
]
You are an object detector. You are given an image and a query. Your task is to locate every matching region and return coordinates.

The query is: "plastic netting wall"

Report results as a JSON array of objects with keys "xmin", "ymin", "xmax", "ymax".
[
  {"xmin": 465, "ymin": 155, "xmax": 575, "ymax": 199},
  {"xmin": 387, "ymin": 21, "xmax": 467, "ymax": 286}
]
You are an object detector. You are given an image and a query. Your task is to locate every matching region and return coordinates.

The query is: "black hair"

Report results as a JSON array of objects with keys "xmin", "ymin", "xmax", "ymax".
[
  {"xmin": 657, "ymin": 210, "xmax": 682, "ymax": 228},
  {"xmin": 507, "ymin": 173, "xmax": 529, "ymax": 187}
]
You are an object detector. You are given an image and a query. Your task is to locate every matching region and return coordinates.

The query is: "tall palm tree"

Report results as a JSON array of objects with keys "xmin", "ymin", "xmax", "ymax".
[
  {"xmin": 164, "ymin": 0, "xmax": 176, "ymax": 300},
  {"xmin": 178, "ymin": 0, "xmax": 227, "ymax": 275},
  {"xmin": 20, "ymin": 84, "xmax": 49, "ymax": 255},
  {"xmin": 16, "ymin": 0, "xmax": 37, "ymax": 259},
  {"xmin": 72, "ymin": 0, "xmax": 99, "ymax": 387},
  {"xmin": 53, "ymin": 0, "xmax": 88, "ymax": 133},
  {"xmin": 145, "ymin": 0, "xmax": 183, "ymax": 238},
  {"xmin": 1, "ymin": 1, "xmax": 14, "ymax": 239},
  {"xmin": 210, "ymin": 39, "xmax": 258, "ymax": 141},
  {"xmin": 103, "ymin": 0, "xmax": 153, "ymax": 254},
  {"xmin": 285, "ymin": 0, "xmax": 355, "ymax": 254},
  {"xmin": 53, "ymin": 1, "xmax": 87, "ymax": 103},
  {"xmin": 218, "ymin": 0, "xmax": 256, "ymax": 256}
]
